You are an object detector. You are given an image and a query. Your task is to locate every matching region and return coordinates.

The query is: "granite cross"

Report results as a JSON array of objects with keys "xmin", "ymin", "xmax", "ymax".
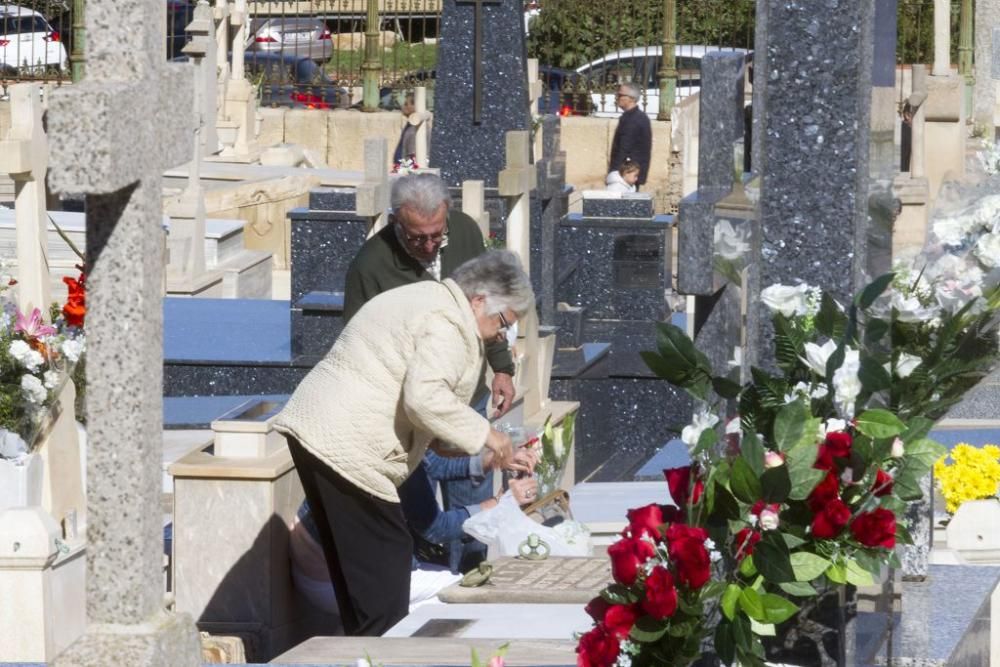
[
  {"xmin": 455, "ymin": 0, "xmax": 501, "ymax": 124},
  {"xmin": 0, "ymin": 83, "xmax": 51, "ymax": 317},
  {"xmin": 45, "ymin": 0, "xmax": 201, "ymax": 662}
]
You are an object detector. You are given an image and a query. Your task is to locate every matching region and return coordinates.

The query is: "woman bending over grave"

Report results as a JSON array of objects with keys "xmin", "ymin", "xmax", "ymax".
[{"xmin": 275, "ymin": 250, "xmax": 536, "ymax": 636}]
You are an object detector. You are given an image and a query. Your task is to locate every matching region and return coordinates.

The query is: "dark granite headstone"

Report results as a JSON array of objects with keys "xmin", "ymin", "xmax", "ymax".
[
  {"xmin": 581, "ymin": 195, "xmax": 654, "ymax": 219},
  {"xmin": 430, "ymin": 0, "xmax": 531, "ymax": 186},
  {"xmin": 535, "ymin": 115, "xmax": 570, "ymax": 326},
  {"xmin": 308, "ymin": 187, "xmax": 356, "ymax": 212}
]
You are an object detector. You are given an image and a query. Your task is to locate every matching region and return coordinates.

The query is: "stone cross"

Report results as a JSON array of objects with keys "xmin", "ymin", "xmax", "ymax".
[
  {"xmin": 0, "ymin": 83, "xmax": 51, "ymax": 317},
  {"xmin": 414, "ymin": 86, "xmax": 431, "ymax": 168},
  {"xmin": 461, "ymin": 179, "xmax": 490, "ymax": 239},
  {"xmin": 183, "ymin": 0, "xmax": 219, "ymax": 158},
  {"xmin": 431, "ymin": 0, "xmax": 531, "ymax": 186},
  {"xmin": 973, "ymin": 3, "xmax": 1000, "ymax": 133},
  {"xmin": 527, "ymin": 58, "xmax": 543, "ymax": 113},
  {"xmin": 535, "ymin": 114, "xmax": 568, "ymax": 327},
  {"xmin": 932, "ymin": 0, "xmax": 951, "ymax": 76},
  {"xmin": 219, "ymin": 0, "xmax": 258, "ymax": 161},
  {"xmin": 230, "ymin": 0, "xmax": 248, "ymax": 82},
  {"xmin": 214, "ymin": 0, "xmax": 231, "ymax": 119},
  {"xmin": 357, "ymin": 136, "xmax": 390, "ymax": 236},
  {"xmin": 45, "ymin": 0, "xmax": 201, "ymax": 662},
  {"xmin": 455, "ymin": 0, "xmax": 502, "ymax": 124}
]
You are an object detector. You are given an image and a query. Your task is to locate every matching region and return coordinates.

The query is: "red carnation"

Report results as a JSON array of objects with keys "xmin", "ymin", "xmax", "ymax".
[
  {"xmin": 603, "ymin": 604, "xmax": 639, "ymax": 639},
  {"xmin": 733, "ymin": 527, "xmax": 761, "ymax": 559},
  {"xmin": 576, "ymin": 624, "xmax": 621, "ymax": 667},
  {"xmin": 641, "ymin": 566, "xmax": 678, "ymax": 619},
  {"xmin": 607, "ymin": 536, "xmax": 656, "ymax": 586},
  {"xmin": 807, "ymin": 472, "xmax": 841, "ymax": 513},
  {"xmin": 665, "ymin": 523, "xmax": 711, "ymax": 589},
  {"xmin": 626, "ymin": 504, "xmax": 665, "ymax": 541},
  {"xmin": 62, "ymin": 273, "xmax": 86, "ymax": 328},
  {"xmin": 871, "ymin": 469, "xmax": 894, "ymax": 497},
  {"xmin": 851, "ymin": 508, "xmax": 896, "ymax": 548},
  {"xmin": 815, "ymin": 431, "xmax": 852, "ymax": 470},
  {"xmin": 664, "ymin": 464, "xmax": 704, "ymax": 509},
  {"xmin": 811, "ymin": 498, "xmax": 852, "ymax": 539}
]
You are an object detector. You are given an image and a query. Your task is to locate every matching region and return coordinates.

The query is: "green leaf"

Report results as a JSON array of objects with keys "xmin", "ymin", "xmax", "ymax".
[
  {"xmin": 901, "ymin": 416, "xmax": 935, "ymax": 442},
  {"xmin": 859, "ymin": 354, "xmax": 893, "ymax": 393},
  {"xmin": 600, "ymin": 584, "xmax": 637, "ymax": 605},
  {"xmin": 749, "ymin": 619, "xmax": 776, "ymax": 636},
  {"xmin": 630, "ymin": 615, "xmax": 669, "ymax": 642},
  {"xmin": 854, "ymin": 409, "xmax": 906, "ymax": 439},
  {"xmin": 785, "ymin": 441, "xmax": 825, "ymax": 501},
  {"xmin": 778, "ymin": 580, "xmax": 818, "ymax": 597},
  {"xmin": 825, "ymin": 343, "xmax": 846, "ymax": 384},
  {"xmin": 713, "ymin": 375, "xmax": 742, "ymax": 399},
  {"xmin": 760, "ymin": 465, "xmax": 792, "ymax": 503},
  {"xmin": 743, "ymin": 432, "xmax": 766, "ymax": 476},
  {"xmin": 655, "ymin": 322, "xmax": 703, "ymax": 377},
  {"xmin": 739, "ymin": 587, "xmax": 766, "ymax": 621},
  {"xmin": 790, "ymin": 552, "xmax": 832, "ymax": 581},
  {"xmin": 753, "ymin": 532, "xmax": 794, "ymax": 583},
  {"xmin": 826, "ymin": 561, "xmax": 847, "ymax": 584},
  {"xmin": 855, "ymin": 272, "xmax": 895, "ymax": 309},
  {"xmin": 739, "ymin": 554, "xmax": 758, "ymax": 578},
  {"xmin": 759, "ymin": 594, "xmax": 800, "ymax": 624},
  {"xmin": 815, "ymin": 292, "xmax": 846, "ymax": 339},
  {"xmin": 731, "ymin": 457, "xmax": 762, "ymax": 504},
  {"xmin": 715, "ymin": 621, "xmax": 736, "ymax": 666},
  {"xmin": 640, "ymin": 350, "xmax": 685, "ymax": 385},
  {"xmin": 692, "ymin": 425, "xmax": 718, "ymax": 458},
  {"xmin": 903, "ymin": 438, "xmax": 948, "ymax": 474},
  {"xmin": 773, "ymin": 401, "xmax": 807, "ymax": 452},
  {"xmin": 721, "ymin": 584, "xmax": 742, "ymax": 620},
  {"xmin": 845, "ymin": 559, "xmax": 875, "ymax": 586},
  {"xmin": 864, "ymin": 317, "xmax": 890, "ymax": 346},
  {"xmin": 782, "ymin": 532, "xmax": 807, "ymax": 549}
]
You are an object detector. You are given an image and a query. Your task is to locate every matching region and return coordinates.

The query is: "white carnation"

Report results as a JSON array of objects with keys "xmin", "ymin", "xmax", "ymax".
[
  {"xmin": 20, "ymin": 374, "xmax": 47, "ymax": 404},
  {"xmin": 8, "ymin": 339, "xmax": 43, "ymax": 372},
  {"xmin": 975, "ymin": 232, "xmax": 1000, "ymax": 268},
  {"xmin": 61, "ymin": 338, "xmax": 85, "ymax": 364},
  {"xmin": 43, "ymin": 370, "xmax": 60, "ymax": 389}
]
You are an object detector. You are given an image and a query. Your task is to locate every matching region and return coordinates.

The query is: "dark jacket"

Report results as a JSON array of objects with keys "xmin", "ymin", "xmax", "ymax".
[
  {"xmin": 343, "ymin": 210, "xmax": 516, "ymax": 401},
  {"xmin": 609, "ymin": 106, "xmax": 653, "ymax": 185}
]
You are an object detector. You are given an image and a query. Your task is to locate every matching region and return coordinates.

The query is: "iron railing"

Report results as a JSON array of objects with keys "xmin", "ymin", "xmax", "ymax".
[{"xmin": 0, "ymin": 1, "xmax": 73, "ymax": 88}]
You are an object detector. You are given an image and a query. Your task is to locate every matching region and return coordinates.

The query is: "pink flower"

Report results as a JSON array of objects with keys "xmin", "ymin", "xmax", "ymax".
[
  {"xmin": 488, "ymin": 656, "xmax": 505, "ymax": 667},
  {"xmin": 15, "ymin": 307, "xmax": 57, "ymax": 339}
]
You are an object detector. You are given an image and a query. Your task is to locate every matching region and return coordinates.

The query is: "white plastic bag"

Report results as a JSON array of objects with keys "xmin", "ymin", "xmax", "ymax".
[{"xmin": 462, "ymin": 492, "xmax": 591, "ymax": 557}]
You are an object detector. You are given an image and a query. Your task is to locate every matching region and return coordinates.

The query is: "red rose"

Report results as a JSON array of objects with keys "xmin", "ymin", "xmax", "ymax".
[
  {"xmin": 664, "ymin": 464, "xmax": 703, "ymax": 509},
  {"xmin": 811, "ymin": 498, "xmax": 851, "ymax": 539},
  {"xmin": 807, "ymin": 472, "xmax": 841, "ymax": 512},
  {"xmin": 871, "ymin": 469, "xmax": 894, "ymax": 497},
  {"xmin": 641, "ymin": 566, "xmax": 678, "ymax": 619},
  {"xmin": 750, "ymin": 500, "xmax": 780, "ymax": 516},
  {"xmin": 603, "ymin": 603, "xmax": 639, "ymax": 639},
  {"xmin": 665, "ymin": 523, "xmax": 711, "ymax": 589},
  {"xmin": 851, "ymin": 508, "xmax": 896, "ymax": 548},
  {"xmin": 607, "ymin": 536, "xmax": 656, "ymax": 586},
  {"xmin": 584, "ymin": 596, "xmax": 610, "ymax": 623},
  {"xmin": 733, "ymin": 527, "xmax": 761, "ymax": 558},
  {"xmin": 626, "ymin": 504, "xmax": 665, "ymax": 541},
  {"xmin": 576, "ymin": 624, "xmax": 620, "ymax": 667},
  {"xmin": 815, "ymin": 431, "xmax": 852, "ymax": 470}
]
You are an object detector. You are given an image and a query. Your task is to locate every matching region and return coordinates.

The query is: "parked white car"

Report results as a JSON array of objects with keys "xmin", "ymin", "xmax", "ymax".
[
  {"xmin": 575, "ymin": 45, "xmax": 750, "ymax": 118},
  {"xmin": 0, "ymin": 4, "xmax": 67, "ymax": 73}
]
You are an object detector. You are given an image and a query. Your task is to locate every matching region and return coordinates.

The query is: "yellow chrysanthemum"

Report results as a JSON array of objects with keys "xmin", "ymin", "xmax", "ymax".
[{"xmin": 936, "ymin": 443, "xmax": 1000, "ymax": 514}]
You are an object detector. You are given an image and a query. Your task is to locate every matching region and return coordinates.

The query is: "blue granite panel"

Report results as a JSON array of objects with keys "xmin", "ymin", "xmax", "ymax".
[
  {"xmin": 581, "ymin": 196, "xmax": 654, "ymax": 219},
  {"xmin": 929, "ymin": 427, "xmax": 1000, "ymax": 449},
  {"xmin": 556, "ymin": 213, "xmax": 672, "ymax": 321},
  {"xmin": 164, "ymin": 298, "xmax": 291, "ymax": 363},
  {"xmin": 698, "ymin": 52, "xmax": 747, "ymax": 193},
  {"xmin": 430, "ymin": 0, "xmax": 531, "ymax": 186},
  {"xmin": 309, "ymin": 186, "xmax": 356, "ymax": 212},
  {"xmin": 164, "ymin": 394, "xmax": 290, "ymax": 429},
  {"xmin": 295, "ymin": 291, "xmax": 345, "ymax": 311},
  {"xmin": 291, "ymin": 307, "xmax": 343, "ymax": 358},
  {"xmin": 872, "ymin": 0, "xmax": 897, "ymax": 88},
  {"xmin": 289, "ymin": 209, "xmax": 370, "ymax": 303},
  {"xmin": 676, "ymin": 194, "xmax": 722, "ymax": 296},
  {"xmin": 163, "ymin": 360, "xmax": 309, "ymax": 397}
]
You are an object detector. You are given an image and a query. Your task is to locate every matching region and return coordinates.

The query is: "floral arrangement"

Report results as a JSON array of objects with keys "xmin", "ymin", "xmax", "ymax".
[
  {"xmin": 577, "ymin": 257, "xmax": 1000, "ymax": 665},
  {"xmin": 531, "ymin": 413, "xmax": 576, "ymax": 496},
  {"xmin": 934, "ymin": 443, "xmax": 1000, "ymax": 514},
  {"xmin": 392, "ymin": 155, "xmax": 421, "ymax": 175},
  {"xmin": 0, "ymin": 266, "xmax": 86, "ymax": 461},
  {"xmin": 484, "ymin": 230, "xmax": 505, "ymax": 250},
  {"xmin": 976, "ymin": 140, "xmax": 1000, "ymax": 176}
]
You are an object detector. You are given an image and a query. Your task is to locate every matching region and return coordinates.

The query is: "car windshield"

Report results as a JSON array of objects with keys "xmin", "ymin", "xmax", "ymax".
[{"xmin": 0, "ymin": 14, "xmax": 50, "ymax": 35}]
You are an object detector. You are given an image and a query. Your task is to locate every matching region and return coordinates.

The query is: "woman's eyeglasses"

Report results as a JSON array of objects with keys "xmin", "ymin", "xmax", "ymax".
[{"xmin": 497, "ymin": 311, "xmax": 510, "ymax": 332}]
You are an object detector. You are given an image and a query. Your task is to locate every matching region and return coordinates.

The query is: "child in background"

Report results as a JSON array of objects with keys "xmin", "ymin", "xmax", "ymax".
[{"xmin": 606, "ymin": 159, "xmax": 640, "ymax": 194}]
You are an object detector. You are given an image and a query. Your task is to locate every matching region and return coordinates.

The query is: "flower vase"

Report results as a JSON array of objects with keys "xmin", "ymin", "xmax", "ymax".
[
  {"xmin": 945, "ymin": 498, "xmax": 1000, "ymax": 561},
  {"xmin": 0, "ymin": 453, "xmax": 44, "ymax": 513},
  {"xmin": 762, "ymin": 584, "xmax": 852, "ymax": 667}
]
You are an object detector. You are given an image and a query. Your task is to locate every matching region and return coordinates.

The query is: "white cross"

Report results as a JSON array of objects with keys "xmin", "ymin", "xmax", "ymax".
[
  {"xmin": 461, "ymin": 179, "xmax": 490, "ymax": 239},
  {"xmin": 357, "ymin": 137, "xmax": 391, "ymax": 236}
]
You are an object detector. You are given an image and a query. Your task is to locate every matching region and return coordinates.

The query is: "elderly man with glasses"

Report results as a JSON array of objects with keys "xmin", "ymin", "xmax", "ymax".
[
  {"xmin": 608, "ymin": 81, "xmax": 652, "ymax": 190},
  {"xmin": 343, "ymin": 173, "xmax": 523, "ymax": 570}
]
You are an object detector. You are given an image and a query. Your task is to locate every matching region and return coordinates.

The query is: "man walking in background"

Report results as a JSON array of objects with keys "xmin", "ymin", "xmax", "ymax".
[{"xmin": 608, "ymin": 82, "xmax": 652, "ymax": 190}]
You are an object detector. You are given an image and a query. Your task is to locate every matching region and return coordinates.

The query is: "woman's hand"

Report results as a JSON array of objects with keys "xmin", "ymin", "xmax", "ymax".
[
  {"xmin": 509, "ymin": 477, "xmax": 539, "ymax": 505},
  {"xmin": 484, "ymin": 428, "xmax": 514, "ymax": 469},
  {"xmin": 482, "ymin": 443, "xmax": 539, "ymax": 473}
]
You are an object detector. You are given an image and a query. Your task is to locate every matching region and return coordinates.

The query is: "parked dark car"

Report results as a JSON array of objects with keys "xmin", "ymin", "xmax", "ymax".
[{"xmin": 244, "ymin": 52, "xmax": 349, "ymax": 110}]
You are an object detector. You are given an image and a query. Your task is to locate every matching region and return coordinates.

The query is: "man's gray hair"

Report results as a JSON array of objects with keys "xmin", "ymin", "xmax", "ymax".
[
  {"xmin": 619, "ymin": 81, "xmax": 641, "ymax": 100},
  {"xmin": 391, "ymin": 173, "xmax": 452, "ymax": 217},
  {"xmin": 451, "ymin": 250, "xmax": 535, "ymax": 317}
]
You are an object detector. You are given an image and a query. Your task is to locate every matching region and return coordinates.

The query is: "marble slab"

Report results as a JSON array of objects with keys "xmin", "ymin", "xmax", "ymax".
[
  {"xmin": 570, "ymin": 481, "xmax": 672, "ymax": 534},
  {"xmin": 384, "ymin": 603, "xmax": 591, "ymax": 640},
  {"xmin": 271, "ymin": 636, "xmax": 577, "ymax": 666},
  {"xmin": 437, "ymin": 557, "xmax": 611, "ymax": 604}
]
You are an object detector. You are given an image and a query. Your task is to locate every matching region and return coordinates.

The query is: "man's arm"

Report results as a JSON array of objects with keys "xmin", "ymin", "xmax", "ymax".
[{"xmin": 343, "ymin": 257, "xmax": 380, "ymax": 324}]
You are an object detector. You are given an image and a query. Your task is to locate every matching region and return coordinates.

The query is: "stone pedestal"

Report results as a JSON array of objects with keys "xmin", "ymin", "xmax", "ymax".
[
  {"xmin": 924, "ymin": 74, "xmax": 966, "ymax": 201},
  {"xmin": 892, "ymin": 174, "xmax": 930, "ymax": 255},
  {"xmin": 218, "ymin": 79, "xmax": 260, "ymax": 163},
  {"xmin": 169, "ymin": 397, "xmax": 315, "ymax": 662}
]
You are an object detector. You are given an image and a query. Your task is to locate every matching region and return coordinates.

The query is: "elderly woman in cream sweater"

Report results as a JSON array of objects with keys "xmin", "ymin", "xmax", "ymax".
[{"xmin": 275, "ymin": 250, "xmax": 534, "ymax": 636}]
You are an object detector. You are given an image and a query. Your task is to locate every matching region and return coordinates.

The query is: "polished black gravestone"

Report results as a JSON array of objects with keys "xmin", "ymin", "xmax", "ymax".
[{"xmin": 431, "ymin": 0, "xmax": 531, "ymax": 186}]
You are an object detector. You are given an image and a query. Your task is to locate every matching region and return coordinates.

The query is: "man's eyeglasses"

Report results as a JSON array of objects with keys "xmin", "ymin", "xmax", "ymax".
[
  {"xmin": 401, "ymin": 228, "xmax": 448, "ymax": 246},
  {"xmin": 497, "ymin": 311, "xmax": 511, "ymax": 332}
]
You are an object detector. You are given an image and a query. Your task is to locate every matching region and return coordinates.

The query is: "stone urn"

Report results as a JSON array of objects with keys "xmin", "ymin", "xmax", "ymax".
[{"xmin": 945, "ymin": 498, "xmax": 1000, "ymax": 562}]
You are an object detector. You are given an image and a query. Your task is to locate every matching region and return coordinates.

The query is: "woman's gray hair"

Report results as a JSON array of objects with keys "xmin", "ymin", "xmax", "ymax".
[
  {"xmin": 391, "ymin": 173, "xmax": 452, "ymax": 217},
  {"xmin": 451, "ymin": 250, "xmax": 535, "ymax": 317}
]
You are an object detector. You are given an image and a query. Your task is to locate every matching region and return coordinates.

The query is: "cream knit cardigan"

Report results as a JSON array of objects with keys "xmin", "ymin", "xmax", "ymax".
[{"xmin": 275, "ymin": 278, "xmax": 491, "ymax": 502}]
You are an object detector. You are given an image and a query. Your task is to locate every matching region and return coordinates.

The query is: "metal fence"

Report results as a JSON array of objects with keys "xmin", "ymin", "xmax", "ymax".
[{"xmin": 0, "ymin": 1, "xmax": 74, "ymax": 88}]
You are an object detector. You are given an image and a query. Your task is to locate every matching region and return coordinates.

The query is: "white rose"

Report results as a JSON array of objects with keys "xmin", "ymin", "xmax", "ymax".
[
  {"xmin": 975, "ymin": 232, "xmax": 1000, "ymax": 268},
  {"xmin": 802, "ymin": 340, "xmax": 838, "ymax": 377},
  {"xmin": 895, "ymin": 352, "xmax": 921, "ymax": 379},
  {"xmin": 891, "ymin": 438, "xmax": 905, "ymax": 458},
  {"xmin": 681, "ymin": 410, "xmax": 719, "ymax": 448},
  {"xmin": 61, "ymin": 338, "xmax": 85, "ymax": 364},
  {"xmin": 890, "ymin": 291, "xmax": 940, "ymax": 323},
  {"xmin": 832, "ymin": 349, "xmax": 861, "ymax": 418},
  {"xmin": 761, "ymin": 284, "xmax": 811, "ymax": 318},
  {"xmin": 20, "ymin": 374, "xmax": 47, "ymax": 404},
  {"xmin": 764, "ymin": 451, "xmax": 785, "ymax": 469},
  {"xmin": 759, "ymin": 508, "xmax": 780, "ymax": 531},
  {"xmin": 43, "ymin": 370, "xmax": 60, "ymax": 390}
]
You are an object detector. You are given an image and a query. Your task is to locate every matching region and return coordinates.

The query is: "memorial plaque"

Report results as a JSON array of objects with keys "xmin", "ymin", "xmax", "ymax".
[
  {"xmin": 612, "ymin": 233, "xmax": 663, "ymax": 290},
  {"xmin": 438, "ymin": 557, "xmax": 612, "ymax": 604}
]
